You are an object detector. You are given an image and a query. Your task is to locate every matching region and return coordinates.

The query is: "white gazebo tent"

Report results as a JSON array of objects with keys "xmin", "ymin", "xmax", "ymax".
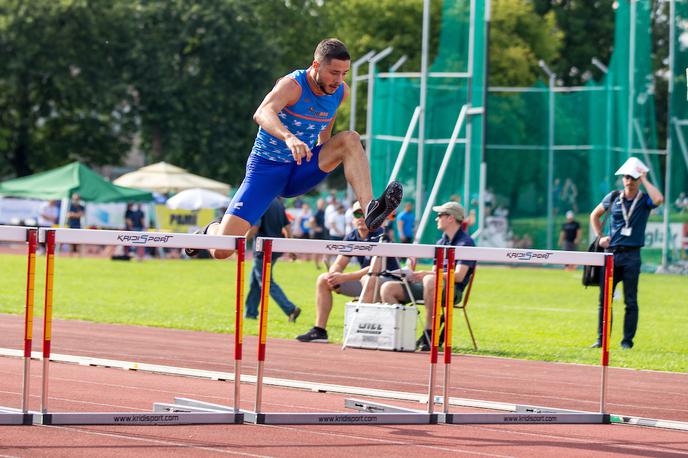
[
  {"xmin": 113, "ymin": 162, "xmax": 230, "ymax": 194},
  {"xmin": 166, "ymin": 188, "xmax": 230, "ymax": 211}
]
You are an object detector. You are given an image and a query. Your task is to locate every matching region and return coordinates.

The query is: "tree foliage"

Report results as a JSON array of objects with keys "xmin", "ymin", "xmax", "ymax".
[
  {"xmin": 490, "ymin": 0, "xmax": 562, "ymax": 86},
  {"xmin": 0, "ymin": 0, "xmax": 327, "ymax": 183},
  {"xmin": 0, "ymin": 0, "xmax": 589, "ymax": 190},
  {"xmin": 0, "ymin": 0, "xmax": 137, "ymax": 177},
  {"xmin": 533, "ymin": 0, "xmax": 616, "ymax": 85}
]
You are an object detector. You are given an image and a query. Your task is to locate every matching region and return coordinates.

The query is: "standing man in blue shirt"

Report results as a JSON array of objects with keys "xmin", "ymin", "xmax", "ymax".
[
  {"xmin": 186, "ymin": 38, "xmax": 402, "ymax": 258},
  {"xmin": 245, "ymin": 198, "xmax": 301, "ymax": 322},
  {"xmin": 589, "ymin": 158, "xmax": 663, "ymax": 350},
  {"xmin": 380, "ymin": 201, "xmax": 476, "ymax": 351},
  {"xmin": 67, "ymin": 193, "xmax": 84, "ymax": 256},
  {"xmin": 396, "ymin": 202, "xmax": 416, "ymax": 243}
]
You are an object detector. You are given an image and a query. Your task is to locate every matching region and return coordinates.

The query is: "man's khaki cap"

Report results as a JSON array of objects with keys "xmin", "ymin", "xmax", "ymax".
[{"xmin": 432, "ymin": 201, "xmax": 465, "ymax": 221}]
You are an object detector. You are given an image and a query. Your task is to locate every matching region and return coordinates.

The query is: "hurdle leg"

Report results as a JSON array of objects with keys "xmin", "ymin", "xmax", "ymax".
[
  {"xmin": 599, "ymin": 253, "xmax": 614, "ymax": 413},
  {"xmin": 41, "ymin": 230, "xmax": 56, "ymax": 414},
  {"xmin": 234, "ymin": 238, "xmax": 245, "ymax": 412},
  {"xmin": 426, "ymin": 247, "xmax": 444, "ymax": 414},
  {"xmin": 255, "ymin": 240, "xmax": 273, "ymax": 414},
  {"xmin": 442, "ymin": 247, "xmax": 456, "ymax": 413},
  {"xmin": 21, "ymin": 229, "xmax": 37, "ymax": 413}
]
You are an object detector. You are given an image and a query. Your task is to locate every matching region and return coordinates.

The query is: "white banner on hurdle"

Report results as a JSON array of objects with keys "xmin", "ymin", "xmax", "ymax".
[
  {"xmin": 454, "ymin": 245, "xmax": 607, "ymax": 266},
  {"xmin": 0, "ymin": 225, "xmax": 30, "ymax": 242},
  {"xmin": 256, "ymin": 237, "xmax": 608, "ymax": 266},
  {"xmin": 39, "ymin": 228, "xmax": 240, "ymax": 251},
  {"xmin": 256, "ymin": 237, "xmax": 439, "ymax": 259}
]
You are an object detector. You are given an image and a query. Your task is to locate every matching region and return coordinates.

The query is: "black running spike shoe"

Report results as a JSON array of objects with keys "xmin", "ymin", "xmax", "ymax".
[
  {"xmin": 184, "ymin": 218, "xmax": 221, "ymax": 257},
  {"xmin": 364, "ymin": 181, "xmax": 403, "ymax": 231}
]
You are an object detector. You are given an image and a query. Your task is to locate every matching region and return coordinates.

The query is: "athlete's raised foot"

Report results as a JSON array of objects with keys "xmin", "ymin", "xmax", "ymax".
[
  {"xmin": 365, "ymin": 181, "xmax": 403, "ymax": 231},
  {"xmin": 184, "ymin": 219, "xmax": 221, "ymax": 257}
]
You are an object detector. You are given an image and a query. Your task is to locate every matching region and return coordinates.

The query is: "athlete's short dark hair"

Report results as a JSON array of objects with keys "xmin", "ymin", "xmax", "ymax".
[{"xmin": 314, "ymin": 38, "xmax": 350, "ymax": 64}]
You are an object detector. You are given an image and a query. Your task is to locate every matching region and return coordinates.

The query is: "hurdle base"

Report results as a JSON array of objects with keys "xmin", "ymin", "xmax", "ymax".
[
  {"xmin": 243, "ymin": 410, "xmax": 436, "ymax": 425},
  {"xmin": 153, "ymin": 397, "xmax": 238, "ymax": 414},
  {"xmin": 438, "ymin": 412, "xmax": 610, "ymax": 425},
  {"xmin": 514, "ymin": 404, "xmax": 596, "ymax": 414},
  {"xmin": 36, "ymin": 398, "xmax": 242, "ymax": 425},
  {"xmin": 36, "ymin": 410, "xmax": 242, "ymax": 426},
  {"xmin": 344, "ymin": 398, "xmax": 426, "ymax": 414},
  {"xmin": 0, "ymin": 408, "xmax": 34, "ymax": 425}
]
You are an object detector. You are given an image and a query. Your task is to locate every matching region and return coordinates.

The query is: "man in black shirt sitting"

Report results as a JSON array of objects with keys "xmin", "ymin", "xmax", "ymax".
[{"xmin": 296, "ymin": 201, "xmax": 399, "ymax": 343}]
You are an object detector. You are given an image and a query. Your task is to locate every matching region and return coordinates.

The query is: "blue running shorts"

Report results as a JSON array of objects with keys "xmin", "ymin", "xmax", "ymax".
[{"xmin": 226, "ymin": 145, "xmax": 328, "ymax": 225}]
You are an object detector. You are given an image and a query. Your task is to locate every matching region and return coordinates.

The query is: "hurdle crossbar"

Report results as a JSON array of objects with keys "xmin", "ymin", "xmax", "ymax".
[
  {"xmin": 243, "ymin": 237, "xmax": 444, "ymax": 425},
  {"xmin": 256, "ymin": 237, "xmax": 606, "ymax": 266},
  {"xmin": 0, "ymin": 226, "xmax": 37, "ymax": 425},
  {"xmin": 38, "ymin": 227, "xmax": 238, "ymax": 251},
  {"xmin": 329, "ymin": 242, "xmax": 615, "ymax": 425},
  {"xmin": 35, "ymin": 228, "xmax": 244, "ymax": 426}
]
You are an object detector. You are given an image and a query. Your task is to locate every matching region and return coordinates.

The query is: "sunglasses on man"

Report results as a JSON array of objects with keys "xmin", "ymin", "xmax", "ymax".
[
  {"xmin": 623, "ymin": 175, "xmax": 639, "ymax": 181},
  {"xmin": 353, "ymin": 210, "xmax": 365, "ymax": 218}
]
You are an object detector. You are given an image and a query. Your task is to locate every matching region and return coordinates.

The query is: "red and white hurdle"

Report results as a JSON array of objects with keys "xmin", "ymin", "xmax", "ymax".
[
  {"xmin": 246, "ymin": 237, "xmax": 614, "ymax": 425},
  {"xmin": 35, "ymin": 228, "xmax": 246, "ymax": 426},
  {"xmin": 0, "ymin": 225, "xmax": 37, "ymax": 425}
]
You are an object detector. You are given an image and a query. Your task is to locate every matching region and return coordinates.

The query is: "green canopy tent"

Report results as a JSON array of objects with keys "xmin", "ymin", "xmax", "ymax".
[{"xmin": 0, "ymin": 162, "xmax": 153, "ymax": 203}]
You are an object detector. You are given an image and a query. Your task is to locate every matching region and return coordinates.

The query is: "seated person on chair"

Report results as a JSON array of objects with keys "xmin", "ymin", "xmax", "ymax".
[
  {"xmin": 380, "ymin": 201, "xmax": 476, "ymax": 351},
  {"xmin": 297, "ymin": 201, "xmax": 400, "ymax": 343}
]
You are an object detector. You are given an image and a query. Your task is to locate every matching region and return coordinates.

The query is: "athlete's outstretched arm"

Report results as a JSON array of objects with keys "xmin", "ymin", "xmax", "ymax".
[{"xmin": 253, "ymin": 78, "xmax": 312, "ymax": 164}]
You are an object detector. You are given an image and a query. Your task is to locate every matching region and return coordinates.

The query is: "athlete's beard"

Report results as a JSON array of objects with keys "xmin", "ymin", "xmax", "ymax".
[{"xmin": 315, "ymin": 71, "xmax": 336, "ymax": 95}]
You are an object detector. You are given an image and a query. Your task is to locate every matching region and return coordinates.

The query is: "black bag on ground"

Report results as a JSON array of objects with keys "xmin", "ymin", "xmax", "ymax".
[{"xmin": 582, "ymin": 190, "xmax": 619, "ymax": 288}]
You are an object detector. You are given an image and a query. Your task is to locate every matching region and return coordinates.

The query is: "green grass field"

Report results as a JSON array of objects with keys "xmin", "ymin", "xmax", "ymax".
[{"xmin": 0, "ymin": 253, "xmax": 685, "ymax": 372}]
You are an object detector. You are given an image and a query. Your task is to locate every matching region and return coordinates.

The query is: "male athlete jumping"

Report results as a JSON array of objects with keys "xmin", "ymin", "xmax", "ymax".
[{"xmin": 187, "ymin": 38, "xmax": 402, "ymax": 258}]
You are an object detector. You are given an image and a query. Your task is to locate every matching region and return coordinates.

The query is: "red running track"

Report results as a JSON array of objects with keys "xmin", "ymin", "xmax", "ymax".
[{"xmin": 0, "ymin": 314, "xmax": 687, "ymax": 457}]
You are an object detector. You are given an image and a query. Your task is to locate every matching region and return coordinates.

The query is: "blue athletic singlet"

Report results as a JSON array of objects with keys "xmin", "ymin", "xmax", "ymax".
[
  {"xmin": 227, "ymin": 68, "xmax": 347, "ymax": 225},
  {"xmin": 251, "ymin": 68, "xmax": 345, "ymax": 162}
]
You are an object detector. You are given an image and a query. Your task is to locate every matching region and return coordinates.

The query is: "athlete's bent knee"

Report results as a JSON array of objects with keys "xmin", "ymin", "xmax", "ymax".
[
  {"xmin": 212, "ymin": 248, "xmax": 236, "ymax": 260},
  {"xmin": 339, "ymin": 130, "xmax": 361, "ymax": 148}
]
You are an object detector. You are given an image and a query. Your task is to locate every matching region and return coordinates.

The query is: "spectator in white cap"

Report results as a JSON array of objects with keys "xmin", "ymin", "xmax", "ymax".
[
  {"xmin": 559, "ymin": 211, "xmax": 580, "ymax": 249},
  {"xmin": 380, "ymin": 201, "xmax": 476, "ymax": 351},
  {"xmin": 558, "ymin": 210, "xmax": 581, "ymax": 271},
  {"xmin": 589, "ymin": 157, "xmax": 664, "ymax": 350}
]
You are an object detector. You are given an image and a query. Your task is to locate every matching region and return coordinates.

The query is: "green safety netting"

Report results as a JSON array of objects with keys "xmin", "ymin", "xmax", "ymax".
[
  {"xmin": 368, "ymin": 0, "xmax": 685, "ymax": 263},
  {"xmin": 485, "ymin": 0, "xmax": 660, "ymax": 249},
  {"xmin": 369, "ymin": 0, "xmax": 485, "ymax": 244},
  {"xmin": 671, "ymin": 1, "xmax": 688, "ymax": 210}
]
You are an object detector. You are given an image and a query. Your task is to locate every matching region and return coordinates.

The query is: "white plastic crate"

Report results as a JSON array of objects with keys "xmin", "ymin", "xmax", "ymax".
[{"xmin": 343, "ymin": 302, "xmax": 418, "ymax": 352}]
